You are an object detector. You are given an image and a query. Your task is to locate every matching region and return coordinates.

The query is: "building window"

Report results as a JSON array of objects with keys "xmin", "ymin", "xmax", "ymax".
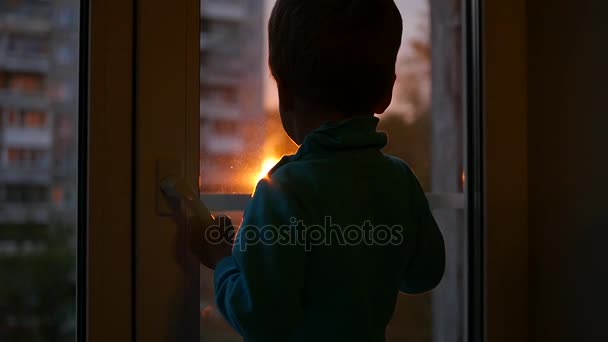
[
  {"xmin": 201, "ymin": 85, "xmax": 239, "ymax": 104},
  {"xmin": 52, "ymin": 185, "xmax": 65, "ymax": 206},
  {"xmin": 5, "ymin": 184, "xmax": 49, "ymax": 203},
  {"xmin": 0, "ymin": 1, "xmax": 79, "ymax": 341},
  {"xmin": 6, "ymin": 147, "xmax": 48, "ymax": 167},
  {"xmin": 7, "ymin": 33, "xmax": 48, "ymax": 56},
  {"xmin": 9, "ymin": 73, "xmax": 45, "ymax": 93},
  {"xmin": 7, "ymin": 148, "xmax": 21, "ymax": 164},
  {"xmin": 7, "ymin": 109, "xmax": 22, "ymax": 126},
  {"xmin": 212, "ymin": 120, "xmax": 239, "ymax": 135},
  {"xmin": 24, "ymin": 111, "xmax": 47, "ymax": 128},
  {"xmin": 3, "ymin": 109, "xmax": 47, "ymax": 128}
]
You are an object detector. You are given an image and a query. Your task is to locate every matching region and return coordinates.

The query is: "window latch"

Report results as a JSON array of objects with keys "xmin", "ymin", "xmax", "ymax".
[{"xmin": 160, "ymin": 175, "xmax": 215, "ymax": 228}]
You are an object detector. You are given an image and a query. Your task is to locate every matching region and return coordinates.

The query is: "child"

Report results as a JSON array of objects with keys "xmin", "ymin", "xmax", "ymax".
[{"xmin": 191, "ymin": 0, "xmax": 445, "ymax": 340}]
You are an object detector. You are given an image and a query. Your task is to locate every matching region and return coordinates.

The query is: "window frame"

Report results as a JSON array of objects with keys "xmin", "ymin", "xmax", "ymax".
[
  {"xmin": 464, "ymin": 0, "xmax": 485, "ymax": 341},
  {"xmin": 84, "ymin": 0, "xmax": 202, "ymax": 340},
  {"xmin": 197, "ymin": 1, "xmax": 485, "ymax": 342},
  {"xmin": 131, "ymin": 0, "xmax": 201, "ymax": 340},
  {"xmin": 83, "ymin": 0, "xmax": 136, "ymax": 341},
  {"xmin": 80, "ymin": 0, "xmax": 493, "ymax": 341}
]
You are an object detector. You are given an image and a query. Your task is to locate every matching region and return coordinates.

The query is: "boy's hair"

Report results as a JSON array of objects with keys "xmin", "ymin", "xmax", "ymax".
[{"xmin": 269, "ymin": 0, "xmax": 403, "ymax": 115}]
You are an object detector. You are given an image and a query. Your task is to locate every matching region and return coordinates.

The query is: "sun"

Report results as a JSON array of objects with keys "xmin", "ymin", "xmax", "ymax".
[
  {"xmin": 250, "ymin": 156, "xmax": 281, "ymax": 192},
  {"xmin": 257, "ymin": 157, "xmax": 280, "ymax": 181}
]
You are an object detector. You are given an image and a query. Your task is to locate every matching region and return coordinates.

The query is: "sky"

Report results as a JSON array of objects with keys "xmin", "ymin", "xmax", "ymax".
[{"xmin": 262, "ymin": 0, "xmax": 429, "ymax": 109}]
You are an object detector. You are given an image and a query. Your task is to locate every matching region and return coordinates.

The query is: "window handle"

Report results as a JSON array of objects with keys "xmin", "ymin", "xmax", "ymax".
[{"xmin": 160, "ymin": 176, "xmax": 215, "ymax": 227}]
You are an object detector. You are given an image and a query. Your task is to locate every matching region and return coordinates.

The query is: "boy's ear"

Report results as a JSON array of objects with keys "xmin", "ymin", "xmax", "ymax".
[{"xmin": 374, "ymin": 74, "xmax": 397, "ymax": 114}]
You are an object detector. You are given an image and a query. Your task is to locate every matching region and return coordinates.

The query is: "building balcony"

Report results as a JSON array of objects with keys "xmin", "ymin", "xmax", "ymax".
[
  {"xmin": 200, "ymin": 98, "xmax": 240, "ymax": 120},
  {"xmin": 1, "ymin": 127, "xmax": 52, "ymax": 147},
  {"xmin": 200, "ymin": 65, "xmax": 242, "ymax": 86},
  {"xmin": 200, "ymin": 33, "xmax": 241, "ymax": 52},
  {"xmin": 0, "ymin": 51, "xmax": 50, "ymax": 73},
  {"xmin": 0, "ymin": 203, "xmax": 50, "ymax": 225},
  {"xmin": 0, "ymin": 89, "xmax": 49, "ymax": 109},
  {"xmin": 200, "ymin": 128, "xmax": 244, "ymax": 155},
  {"xmin": 0, "ymin": 13, "xmax": 52, "ymax": 34},
  {"xmin": 201, "ymin": 53, "xmax": 243, "ymax": 73},
  {"xmin": 201, "ymin": 1, "xmax": 246, "ymax": 21},
  {"xmin": 198, "ymin": 165, "xmax": 251, "ymax": 194},
  {"xmin": 200, "ymin": 51, "xmax": 244, "ymax": 86},
  {"xmin": 0, "ymin": 165, "xmax": 52, "ymax": 184}
]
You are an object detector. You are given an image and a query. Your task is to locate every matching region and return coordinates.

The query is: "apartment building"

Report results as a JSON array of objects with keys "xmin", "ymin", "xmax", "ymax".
[
  {"xmin": 0, "ymin": 0, "xmax": 78, "ymax": 226},
  {"xmin": 199, "ymin": 0, "xmax": 266, "ymax": 193},
  {"xmin": 0, "ymin": 1, "xmax": 79, "ymax": 338}
]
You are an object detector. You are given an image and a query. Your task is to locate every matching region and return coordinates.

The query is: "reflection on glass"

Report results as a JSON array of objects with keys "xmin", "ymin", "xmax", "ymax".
[
  {"xmin": 199, "ymin": 0, "xmax": 464, "ymax": 341},
  {"xmin": 0, "ymin": 1, "xmax": 80, "ymax": 341}
]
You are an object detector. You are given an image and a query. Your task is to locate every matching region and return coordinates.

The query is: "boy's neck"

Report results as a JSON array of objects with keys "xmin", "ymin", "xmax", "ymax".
[
  {"xmin": 291, "ymin": 109, "xmax": 348, "ymax": 144},
  {"xmin": 287, "ymin": 100, "xmax": 374, "ymax": 145}
]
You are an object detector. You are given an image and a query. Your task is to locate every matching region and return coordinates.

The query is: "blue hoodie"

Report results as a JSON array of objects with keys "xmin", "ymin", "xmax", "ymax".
[{"xmin": 214, "ymin": 115, "xmax": 445, "ymax": 342}]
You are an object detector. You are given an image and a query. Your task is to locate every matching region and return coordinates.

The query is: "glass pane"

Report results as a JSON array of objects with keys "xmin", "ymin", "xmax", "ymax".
[
  {"xmin": 199, "ymin": 0, "xmax": 466, "ymax": 341},
  {"xmin": 200, "ymin": 211, "xmax": 243, "ymax": 341},
  {"xmin": 0, "ymin": 1, "xmax": 80, "ymax": 340}
]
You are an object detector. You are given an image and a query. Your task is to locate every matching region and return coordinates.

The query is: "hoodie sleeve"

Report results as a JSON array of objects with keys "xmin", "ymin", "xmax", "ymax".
[
  {"xmin": 214, "ymin": 177, "xmax": 308, "ymax": 340},
  {"xmin": 399, "ymin": 167, "xmax": 446, "ymax": 295}
]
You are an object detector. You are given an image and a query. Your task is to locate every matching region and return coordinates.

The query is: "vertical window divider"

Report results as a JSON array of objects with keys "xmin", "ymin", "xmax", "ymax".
[
  {"xmin": 464, "ymin": 0, "xmax": 485, "ymax": 341},
  {"xmin": 86, "ymin": 0, "xmax": 136, "ymax": 341}
]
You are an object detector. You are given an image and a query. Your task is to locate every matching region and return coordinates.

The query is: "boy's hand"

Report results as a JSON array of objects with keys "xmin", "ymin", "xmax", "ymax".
[{"xmin": 188, "ymin": 214, "xmax": 234, "ymax": 270}]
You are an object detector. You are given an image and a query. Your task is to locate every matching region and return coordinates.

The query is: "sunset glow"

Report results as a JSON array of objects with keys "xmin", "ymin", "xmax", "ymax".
[{"xmin": 252, "ymin": 156, "xmax": 281, "ymax": 190}]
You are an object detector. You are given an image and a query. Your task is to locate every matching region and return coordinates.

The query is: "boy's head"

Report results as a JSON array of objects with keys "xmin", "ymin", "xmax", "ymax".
[{"xmin": 269, "ymin": 0, "xmax": 403, "ymax": 120}]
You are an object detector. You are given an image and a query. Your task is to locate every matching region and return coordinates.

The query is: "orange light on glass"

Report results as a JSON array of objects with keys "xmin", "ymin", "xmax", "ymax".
[
  {"xmin": 461, "ymin": 169, "xmax": 466, "ymax": 188},
  {"xmin": 52, "ymin": 186, "xmax": 65, "ymax": 206},
  {"xmin": 250, "ymin": 156, "xmax": 281, "ymax": 192},
  {"xmin": 257, "ymin": 157, "xmax": 280, "ymax": 181}
]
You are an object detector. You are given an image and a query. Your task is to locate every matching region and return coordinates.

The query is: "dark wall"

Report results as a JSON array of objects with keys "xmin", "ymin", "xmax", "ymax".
[{"xmin": 527, "ymin": 0, "xmax": 608, "ymax": 340}]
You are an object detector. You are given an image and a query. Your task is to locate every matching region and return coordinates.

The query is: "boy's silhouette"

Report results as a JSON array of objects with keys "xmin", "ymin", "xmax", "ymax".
[{"xmin": 190, "ymin": 1, "xmax": 445, "ymax": 341}]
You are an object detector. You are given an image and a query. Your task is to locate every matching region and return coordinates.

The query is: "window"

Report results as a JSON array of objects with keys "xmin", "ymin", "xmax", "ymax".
[
  {"xmin": 52, "ymin": 185, "xmax": 65, "ymax": 206},
  {"xmin": 7, "ymin": 147, "xmax": 24, "ymax": 164},
  {"xmin": 24, "ymin": 110, "xmax": 47, "ymax": 128},
  {"xmin": 210, "ymin": 120, "xmax": 238, "ymax": 135},
  {"xmin": 80, "ymin": 0, "xmax": 482, "ymax": 340},
  {"xmin": 201, "ymin": 85, "xmax": 239, "ymax": 104},
  {"xmin": 7, "ymin": 109, "xmax": 21, "ymax": 126},
  {"xmin": 3, "ymin": 109, "xmax": 47, "ymax": 128},
  {"xmin": 198, "ymin": 0, "xmax": 469, "ymax": 341},
  {"xmin": 5, "ymin": 184, "xmax": 49, "ymax": 203},
  {"xmin": 9, "ymin": 73, "xmax": 45, "ymax": 93},
  {"xmin": 6, "ymin": 33, "xmax": 48, "ymax": 56},
  {"xmin": 0, "ymin": 1, "xmax": 79, "ymax": 341},
  {"xmin": 5, "ymin": 147, "xmax": 49, "ymax": 167}
]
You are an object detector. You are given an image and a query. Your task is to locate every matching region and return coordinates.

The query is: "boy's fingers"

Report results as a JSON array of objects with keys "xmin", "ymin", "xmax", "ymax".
[
  {"xmin": 188, "ymin": 214, "xmax": 235, "ymax": 250},
  {"xmin": 187, "ymin": 216, "xmax": 204, "ymax": 238},
  {"xmin": 215, "ymin": 215, "xmax": 236, "ymax": 243},
  {"xmin": 184, "ymin": 214, "xmax": 234, "ymax": 269},
  {"xmin": 215, "ymin": 214, "xmax": 233, "ymax": 229}
]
